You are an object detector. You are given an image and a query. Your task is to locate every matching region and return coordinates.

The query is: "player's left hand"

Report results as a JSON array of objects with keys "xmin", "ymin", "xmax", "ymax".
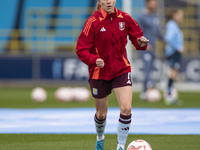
[{"xmin": 137, "ymin": 36, "xmax": 149, "ymax": 47}]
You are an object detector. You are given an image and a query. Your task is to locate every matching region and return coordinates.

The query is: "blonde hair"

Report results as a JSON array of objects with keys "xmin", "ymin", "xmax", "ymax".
[{"xmin": 96, "ymin": 1, "xmax": 101, "ymax": 10}]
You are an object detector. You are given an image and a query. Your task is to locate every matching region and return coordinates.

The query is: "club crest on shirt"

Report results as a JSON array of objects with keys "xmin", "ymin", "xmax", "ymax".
[
  {"xmin": 119, "ymin": 22, "xmax": 125, "ymax": 31},
  {"xmin": 93, "ymin": 88, "xmax": 98, "ymax": 95}
]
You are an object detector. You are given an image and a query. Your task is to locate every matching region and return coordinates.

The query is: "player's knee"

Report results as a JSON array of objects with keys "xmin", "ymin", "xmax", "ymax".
[
  {"xmin": 96, "ymin": 111, "xmax": 107, "ymax": 120},
  {"xmin": 120, "ymin": 106, "xmax": 132, "ymax": 115}
]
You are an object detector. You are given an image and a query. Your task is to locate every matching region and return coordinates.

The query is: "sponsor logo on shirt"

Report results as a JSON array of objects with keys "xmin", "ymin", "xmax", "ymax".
[{"xmin": 100, "ymin": 27, "xmax": 106, "ymax": 32}]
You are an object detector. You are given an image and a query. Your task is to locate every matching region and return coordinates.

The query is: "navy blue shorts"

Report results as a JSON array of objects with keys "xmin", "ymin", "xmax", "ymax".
[
  {"xmin": 88, "ymin": 72, "xmax": 132, "ymax": 98},
  {"xmin": 167, "ymin": 51, "xmax": 182, "ymax": 70}
]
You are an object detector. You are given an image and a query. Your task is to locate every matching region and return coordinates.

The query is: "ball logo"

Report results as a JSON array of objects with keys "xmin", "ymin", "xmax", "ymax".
[
  {"xmin": 127, "ymin": 145, "xmax": 142, "ymax": 150},
  {"xmin": 119, "ymin": 22, "xmax": 125, "ymax": 31},
  {"xmin": 127, "ymin": 139, "xmax": 152, "ymax": 150}
]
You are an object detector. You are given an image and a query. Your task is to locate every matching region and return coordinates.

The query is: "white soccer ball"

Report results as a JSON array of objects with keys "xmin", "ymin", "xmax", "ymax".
[
  {"xmin": 31, "ymin": 87, "xmax": 47, "ymax": 102},
  {"xmin": 72, "ymin": 87, "xmax": 90, "ymax": 102},
  {"xmin": 127, "ymin": 139, "xmax": 152, "ymax": 150},
  {"xmin": 146, "ymin": 88, "xmax": 161, "ymax": 102},
  {"xmin": 55, "ymin": 87, "xmax": 73, "ymax": 102}
]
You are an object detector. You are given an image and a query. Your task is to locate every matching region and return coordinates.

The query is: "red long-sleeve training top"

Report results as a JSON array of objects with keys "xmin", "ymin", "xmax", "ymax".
[{"xmin": 76, "ymin": 7, "xmax": 147, "ymax": 80}]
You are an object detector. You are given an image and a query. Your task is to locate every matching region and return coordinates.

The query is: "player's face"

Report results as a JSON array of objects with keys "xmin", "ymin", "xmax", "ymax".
[{"xmin": 99, "ymin": 0, "xmax": 116, "ymax": 14}]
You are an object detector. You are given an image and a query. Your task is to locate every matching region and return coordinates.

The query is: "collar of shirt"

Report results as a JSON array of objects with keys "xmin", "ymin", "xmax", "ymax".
[{"xmin": 100, "ymin": 7, "xmax": 118, "ymax": 19}]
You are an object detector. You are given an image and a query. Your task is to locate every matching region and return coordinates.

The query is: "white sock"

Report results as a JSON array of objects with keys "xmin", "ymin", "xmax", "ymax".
[
  {"xmin": 94, "ymin": 114, "xmax": 106, "ymax": 141},
  {"xmin": 117, "ymin": 113, "xmax": 132, "ymax": 149},
  {"xmin": 97, "ymin": 135, "xmax": 105, "ymax": 141}
]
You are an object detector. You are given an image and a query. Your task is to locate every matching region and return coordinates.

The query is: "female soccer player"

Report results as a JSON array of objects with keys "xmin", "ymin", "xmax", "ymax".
[
  {"xmin": 165, "ymin": 8, "xmax": 184, "ymax": 105},
  {"xmin": 76, "ymin": 0, "xmax": 149, "ymax": 150}
]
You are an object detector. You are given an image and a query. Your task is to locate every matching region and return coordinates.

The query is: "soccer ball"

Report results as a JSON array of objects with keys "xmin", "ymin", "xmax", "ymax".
[
  {"xmin": 72, "ymin": 87, "xmax": 90, "ymax": 102},
  {"xmin": 55, "ymin": 87, "xmax": 73, "ymax": 102},
  {"xmin": 127, "ymin": 139, "xmax": 152, "ymax": 150},
  {"xmin": 146, "ymin": 88, "xmax": 161, "ymax": 102},
  {"xmin": 31, "ymin": 87, "xmax": 47, "ymax": 102}
]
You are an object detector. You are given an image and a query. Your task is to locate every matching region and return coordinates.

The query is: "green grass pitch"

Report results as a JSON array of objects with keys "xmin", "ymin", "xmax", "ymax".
[
  {"xmin": 0, "ymin": 87, "xmax": 200, "ymax": 108},
  {"xmin": 0, "ymin": 87, "xmax": 200, "ymax": 149},
  {"xmin": 0, "ymin": 134, "xmax": 199, "ymax": 150}
]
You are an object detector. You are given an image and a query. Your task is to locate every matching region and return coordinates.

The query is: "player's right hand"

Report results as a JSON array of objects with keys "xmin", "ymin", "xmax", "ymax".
[{"xmin": 96, "ymin": 58, "xmax": 105, "ymax": 68}]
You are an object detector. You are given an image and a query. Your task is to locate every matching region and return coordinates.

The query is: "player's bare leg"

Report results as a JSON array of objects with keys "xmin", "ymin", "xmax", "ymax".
[{"xmin": 114, "ymin": 86, "xmax": 132, "ymax": 150}]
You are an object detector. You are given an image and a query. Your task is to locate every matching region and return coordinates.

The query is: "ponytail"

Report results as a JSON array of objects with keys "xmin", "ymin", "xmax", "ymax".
[{"xmin": 96, "ymin": 1, "xmax": 101, "ymax": 10}]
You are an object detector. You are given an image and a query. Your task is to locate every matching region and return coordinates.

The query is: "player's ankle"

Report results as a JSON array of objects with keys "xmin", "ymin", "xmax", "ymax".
[
  {"xmin": 117, "ymin": 144, "xmax": 124, "ymax": 150},
  {"xmin": 97, "ymin": 135, "xmax": 105, "ymax": 141}
]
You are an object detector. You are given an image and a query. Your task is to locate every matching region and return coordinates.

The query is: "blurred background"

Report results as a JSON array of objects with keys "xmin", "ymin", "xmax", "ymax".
[{"xmin": 0, "ymin": 0, "xmax": 199, "ymax": 90}]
